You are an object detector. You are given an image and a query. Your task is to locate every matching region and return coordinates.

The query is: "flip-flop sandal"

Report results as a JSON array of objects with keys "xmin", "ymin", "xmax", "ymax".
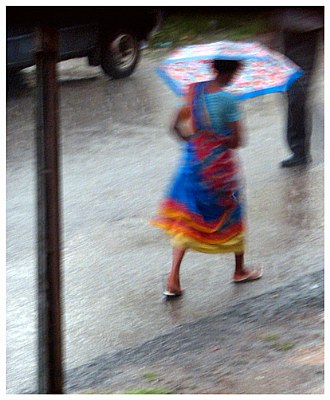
[
  {"xmin": 162, "ymin": 289, "xmax": 184, "ymax": 301},
  {"xmin": 232, "ymin": 268, "xmax": 263, "ymax": 283}
]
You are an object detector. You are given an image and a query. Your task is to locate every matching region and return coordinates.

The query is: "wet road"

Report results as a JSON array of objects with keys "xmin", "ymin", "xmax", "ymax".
[{"xmin": 6, "ymin": 48, "xmax": 324, "ymax": 393}]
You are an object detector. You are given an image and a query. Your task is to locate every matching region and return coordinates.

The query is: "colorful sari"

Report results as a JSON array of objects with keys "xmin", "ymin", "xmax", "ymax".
[{"xmin": 151, "ymin": 81, "xmax": 245, "ymax": 253}]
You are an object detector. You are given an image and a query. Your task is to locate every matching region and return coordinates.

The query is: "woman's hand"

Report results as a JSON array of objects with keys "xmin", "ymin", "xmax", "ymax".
[
  {"xmin": 223, "ymin": 135, "xmax": 239, "ymax": 149},
  {"xmin": 172, "ymin": 106, "xmax": 193, "ymax": 142}
]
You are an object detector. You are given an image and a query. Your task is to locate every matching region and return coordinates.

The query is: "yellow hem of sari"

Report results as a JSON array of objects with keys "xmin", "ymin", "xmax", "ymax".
[{"xmin": 170, "ymin": 232, "xmax": 245, "ymax": 254}]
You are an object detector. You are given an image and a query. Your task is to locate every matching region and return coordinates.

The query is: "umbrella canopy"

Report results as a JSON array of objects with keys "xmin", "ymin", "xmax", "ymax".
[{"xmin": 156, "ymin": 40, "xmax": 303, "ymax": 100}]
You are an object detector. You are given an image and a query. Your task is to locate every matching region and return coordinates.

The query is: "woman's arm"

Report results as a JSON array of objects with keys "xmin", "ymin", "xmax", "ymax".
[{"xmin": 226, "ymin": 120, "xmax": 244, "ymax": 149}]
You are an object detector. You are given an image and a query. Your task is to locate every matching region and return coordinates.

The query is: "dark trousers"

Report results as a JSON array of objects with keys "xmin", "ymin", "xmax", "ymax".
[{"xmin": 283, "ymin": 30, "xmax": 320, "ymax": 157}]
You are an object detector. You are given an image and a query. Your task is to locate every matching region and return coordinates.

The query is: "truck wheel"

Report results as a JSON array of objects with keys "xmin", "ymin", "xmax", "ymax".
[{"xmin": 101, "ymin": 32, "xmax": 140, "ymax": 79}]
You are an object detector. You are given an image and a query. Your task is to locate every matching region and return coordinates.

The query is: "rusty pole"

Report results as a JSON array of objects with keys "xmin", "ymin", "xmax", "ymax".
[{"xmin": 35, "ymin": 25, "xmax": 63, "ymax": 394}]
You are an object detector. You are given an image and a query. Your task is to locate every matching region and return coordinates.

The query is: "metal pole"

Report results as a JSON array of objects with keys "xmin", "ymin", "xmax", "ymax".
[{"xmin": 35, "ymin": 25, "xmax": 63, "ymax": 394}]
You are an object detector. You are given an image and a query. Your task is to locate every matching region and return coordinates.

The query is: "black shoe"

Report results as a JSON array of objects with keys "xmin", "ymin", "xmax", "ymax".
[{"xmin": 280, "ymin": 154, "xmax": 311, "ymax": 168}]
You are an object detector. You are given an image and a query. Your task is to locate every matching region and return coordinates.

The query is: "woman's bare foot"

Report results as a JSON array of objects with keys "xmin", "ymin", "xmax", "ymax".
[
  {"xmin": 164, "ymin": 246, "xmax": 186, "ymax": 296},
  {"xmin": 232, "ymin": 267, "xmax": 263, "ymax": 283}
]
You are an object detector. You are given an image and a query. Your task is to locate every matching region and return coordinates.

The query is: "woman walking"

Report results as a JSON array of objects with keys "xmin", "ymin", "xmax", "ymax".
[{"xmin": 151, "ymin": 59, "xmax": 262, "ymax": 298}]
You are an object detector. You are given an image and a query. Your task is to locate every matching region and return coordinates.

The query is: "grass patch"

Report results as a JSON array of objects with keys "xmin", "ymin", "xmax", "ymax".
[
  {"xmin": 142, "ymin": 372, "xmax": 158, "ymax": 382},
  {"xmin": 272, "ymin": 341, "xmax": 295, "ymax": 352},
  {"xmin": 257, "ymin": 333, "xmax": 280, "ymax": 342},
  {"xmin": 80, "ymin": 387, "xmax": 175, "ymax": 395},
  {"xmin": 124, "ymin": 388, "xmax": 175, "ymax": 394},
  {"xmin": 149, "ymin": 11, "xmax": 270, "ymax": 49},
  {"xmin": 256, "ymin": 333, "xmax": 295, "ymax": 352}
]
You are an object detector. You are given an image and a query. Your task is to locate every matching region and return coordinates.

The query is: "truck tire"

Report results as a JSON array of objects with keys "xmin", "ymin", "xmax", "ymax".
[{"xmin": 101, "ymin": 32, "xmax": 140, "ymax": 79}]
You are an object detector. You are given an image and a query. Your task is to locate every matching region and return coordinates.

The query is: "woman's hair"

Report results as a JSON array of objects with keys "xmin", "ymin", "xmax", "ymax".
[{"xmin": 213, "ymin": 59, "xmax": 242, "ymax": 74}]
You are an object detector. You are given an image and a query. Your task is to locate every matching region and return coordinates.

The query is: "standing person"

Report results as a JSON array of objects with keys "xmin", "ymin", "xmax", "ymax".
[
  {"xmin": 273, "ymin": 7, "xmax": 324, "ymax": 168},
  {"xmin": 151, "ymin": 59, "xmax": 262, "ymax": 298}
]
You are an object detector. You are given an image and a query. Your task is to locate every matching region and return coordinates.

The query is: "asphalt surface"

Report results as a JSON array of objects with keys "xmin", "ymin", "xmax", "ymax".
[
  {"xmin": 68, "ymin": 269, "xmax": 324, "ymax": 394},
  {"xmin": 6, "ymin": 39, "xmax": 324, "ymax": 394}
]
